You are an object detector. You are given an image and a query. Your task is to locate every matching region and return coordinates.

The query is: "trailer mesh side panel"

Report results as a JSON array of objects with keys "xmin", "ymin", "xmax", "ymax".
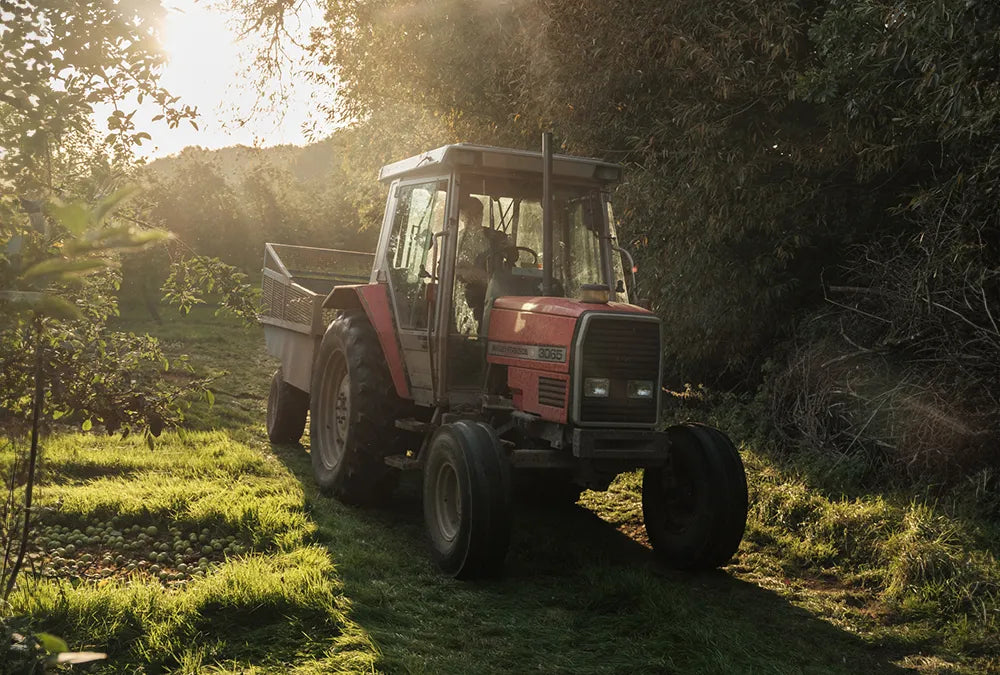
[
  {"xmin": 578, "ymin": 318, "xmax": 659, "ymax": 424},
  {"xmin": 260, "ymin": 244, "xmax": 374, "ymax": 334}
]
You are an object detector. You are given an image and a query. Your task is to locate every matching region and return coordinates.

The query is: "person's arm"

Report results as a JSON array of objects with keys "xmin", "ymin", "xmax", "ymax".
[{"xmin": 456, "ymin": 226, "xmax": 490, "ymax": 284}]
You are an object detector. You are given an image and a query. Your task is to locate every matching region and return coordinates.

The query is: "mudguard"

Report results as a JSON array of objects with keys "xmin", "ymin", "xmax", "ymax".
[{"xmin": 322, "ymin": 284, "xmax": 411, "ymax": 400}]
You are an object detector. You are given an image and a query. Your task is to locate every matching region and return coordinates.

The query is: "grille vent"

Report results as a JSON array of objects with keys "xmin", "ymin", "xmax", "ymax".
[{"xmin": 538, "ymin": 377, "xmax": 567, "ymax": 408}]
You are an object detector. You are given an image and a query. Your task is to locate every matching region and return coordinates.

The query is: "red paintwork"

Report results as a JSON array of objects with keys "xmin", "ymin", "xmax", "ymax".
[
  {"xmin": 324, "ymin": 283, "xmax": 411, "ymax": 400},
  {"xmin": 508, "ymin": 368, "xmax": 569, "ymax": 423},
  {"xmin": 486, "ymin": 309, "xmax": 575, "ymax": 374},
  {"xmin": 491, "ymin": 296, "xmax": 653, "ymax": 319},
  {"xmin": 487, "ymin": 297, "xmax": 652, "ymax": 423}
]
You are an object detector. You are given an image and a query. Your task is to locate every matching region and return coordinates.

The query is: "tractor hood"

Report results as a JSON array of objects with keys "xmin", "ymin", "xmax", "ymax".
[
  {"xmin": 491, "ymin": 296, "xmax": 652, "ymax": 319},
  {"xmin": 486, "ymin": 296, "xmax": 655, "ymax": 376},
  {"xmin": 486, "ymin": 296, "xmax": 661, "ymax": 426}
]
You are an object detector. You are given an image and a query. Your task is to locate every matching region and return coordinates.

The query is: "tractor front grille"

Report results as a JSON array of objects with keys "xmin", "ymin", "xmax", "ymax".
[{"xmin": 576, "ymin": 315, "xmax": 660, "ymax": 425}]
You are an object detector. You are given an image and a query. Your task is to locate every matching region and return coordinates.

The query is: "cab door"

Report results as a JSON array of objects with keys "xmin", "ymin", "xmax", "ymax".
[{"xmin": 380, "ymin": 177, "xmax": 449, "ymax": 405}]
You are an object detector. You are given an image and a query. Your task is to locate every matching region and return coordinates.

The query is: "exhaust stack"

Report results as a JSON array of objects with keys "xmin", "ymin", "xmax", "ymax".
[{"xmin": 542, "ymin": 132, "xmax": 554, "ymax": 297}]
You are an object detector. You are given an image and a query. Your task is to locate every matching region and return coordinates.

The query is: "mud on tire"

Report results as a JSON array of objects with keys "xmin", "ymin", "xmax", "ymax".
[{"xmin": 309, "ymin": 311, "xmax": 407, "ymax": 505}]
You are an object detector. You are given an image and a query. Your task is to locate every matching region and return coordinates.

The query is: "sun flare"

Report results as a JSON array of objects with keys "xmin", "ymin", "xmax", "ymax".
[{"xmin": 123, "ymin": 0, "xmax": 321, "ymax": 158}]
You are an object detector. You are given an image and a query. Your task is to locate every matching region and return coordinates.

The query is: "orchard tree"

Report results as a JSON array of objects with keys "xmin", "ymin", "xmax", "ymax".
[
  {"xmin": 0, "ymin": 0, "xmax": 197, "ymax": 196},
  {"xmin": 0, "ymin": 0, "xmax": 207, "ymax": 621}
]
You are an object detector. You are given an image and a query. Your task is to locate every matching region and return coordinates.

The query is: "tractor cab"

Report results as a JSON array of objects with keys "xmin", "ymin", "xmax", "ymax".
[{"xmin": 373, "ymin": 143, "xmax": 631, "ymax": 406}]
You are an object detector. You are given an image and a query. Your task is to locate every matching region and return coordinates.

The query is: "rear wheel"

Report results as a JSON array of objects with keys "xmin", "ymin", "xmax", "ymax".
[
  {"xmin": 642, "ymin": 424, "xmax": 747, "ymax": 569},
  {"xmin": 309, "ymin": 311, "xmax": 404, "ymax": 505},
  {"xmin": 266, "ymin": 367, "xmax": 309, "ymax": 444},
  {"xmin": 423, "ymin": 421, "xmax": 512, "ymax": 578}
]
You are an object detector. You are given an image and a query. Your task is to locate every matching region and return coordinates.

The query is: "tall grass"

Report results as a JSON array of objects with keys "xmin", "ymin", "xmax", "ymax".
[{"xmin": 2, "ymin": 308, "xmax": 996, "ymax": 673}]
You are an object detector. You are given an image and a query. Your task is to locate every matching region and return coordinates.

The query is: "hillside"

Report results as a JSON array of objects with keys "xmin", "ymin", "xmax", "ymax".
[{"xmin": 144, "ymin": 139, "xmax": 343, "ymax": 187}]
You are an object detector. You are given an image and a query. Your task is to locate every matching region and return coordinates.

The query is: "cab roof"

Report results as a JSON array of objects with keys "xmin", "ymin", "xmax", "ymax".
[{"xmin": 378, "ymin": 143, "xmax": 623, "ymax": 185}]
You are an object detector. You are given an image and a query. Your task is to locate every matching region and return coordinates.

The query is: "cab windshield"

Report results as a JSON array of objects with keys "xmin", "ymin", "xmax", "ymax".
[
  {"xmin": 448, "ymin": 173, "xmax": 626, "ymax": 384},
  {"xmin": 455, "ymin": 174, "xmax": 619, "ymax": 311}
]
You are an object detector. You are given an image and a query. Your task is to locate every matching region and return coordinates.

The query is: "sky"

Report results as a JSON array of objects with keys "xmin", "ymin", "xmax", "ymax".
[{"xmin": 110, "ymin": 0, "xmax": 327, "ymax": 159}]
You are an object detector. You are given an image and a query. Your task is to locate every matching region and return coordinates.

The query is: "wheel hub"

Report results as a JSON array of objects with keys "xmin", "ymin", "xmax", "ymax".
[
  {"xmin": 661, "ymin": 462, "xmax": 699, "ymax": 533},
  {"xmin": 433, "ymin": 461, "xmax": 461, "ymax": 542},
  {"xmin": 318, "ymin": 358, "xmax": 349, "ymax": 470}
]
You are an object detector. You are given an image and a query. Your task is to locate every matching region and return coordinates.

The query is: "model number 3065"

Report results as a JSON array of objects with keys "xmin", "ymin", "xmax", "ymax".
[{"xmin": 536, "ymin": 347, "xmax": 565, "ymax": 362}]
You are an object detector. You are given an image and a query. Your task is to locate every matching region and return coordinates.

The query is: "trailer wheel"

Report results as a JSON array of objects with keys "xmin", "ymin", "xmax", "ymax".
[
  {"xmin": 266, "ymin": 367, "xmax": 309, "ymax": 444},
  {"xmin": 424, "ymin": 421, "xmax": 512, "ymax": 579},
  {"xmin": 309, "ymin": 311, "xmax": 403, "ymax": 505},
  {"xmin": 642, "ymin": 424, "xmax": 747, "ymax": 570}
]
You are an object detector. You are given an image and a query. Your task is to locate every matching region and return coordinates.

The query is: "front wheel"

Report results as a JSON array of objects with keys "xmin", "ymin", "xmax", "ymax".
[
  {"xmin": 423, "ymin": 421, "xmax": 512, "ymax": 579},
  {"xmin": 642, "ymin": 424, "xmax": 748, "ymax": 569}
]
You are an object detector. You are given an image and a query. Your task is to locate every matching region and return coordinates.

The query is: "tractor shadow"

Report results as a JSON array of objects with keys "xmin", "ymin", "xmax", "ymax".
[{"xmin": 272, "ymin": 442, "xmax": 911, "ymax": 675}]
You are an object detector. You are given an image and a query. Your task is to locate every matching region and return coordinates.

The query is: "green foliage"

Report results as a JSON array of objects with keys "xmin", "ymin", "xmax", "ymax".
[
  {"xmin": 0, "ymin": 193, "xmax": 194, "ymax": 437},
  {"xmin": 0, "ymin": 0, "xmax": 195, "ymax": 193},
  {"xmin": 122, "ymin": 142, "xmax": 380, "ymax": 309},
  {"xmin": 145, "ymin": 143, "xmax": 375, "ymax": 258},
  {"xmin": 0, "ymin": 0, "xmax": 255, "ymax": 667},
  {"xmin": 234, "ymin": 0, "xmax": 999, "ymax": 400},
  {"xmin": 1, "ymin": 618, "xmax": 106, "ymax": 674},
  {"xmin": 161, "ymin": 256, "xmax": 259, "ymax": 324}
]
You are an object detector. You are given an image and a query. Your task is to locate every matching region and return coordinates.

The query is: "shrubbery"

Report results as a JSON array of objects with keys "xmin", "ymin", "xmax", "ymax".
[{"xmin": 225, "ymin": 0, "xmax": 998, "ymax": 488}]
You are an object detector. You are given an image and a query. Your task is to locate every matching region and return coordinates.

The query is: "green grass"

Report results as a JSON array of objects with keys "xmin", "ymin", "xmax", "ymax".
[{"xmin": 2, "ymin": 304, "xmax": 998, "ymax": 673}]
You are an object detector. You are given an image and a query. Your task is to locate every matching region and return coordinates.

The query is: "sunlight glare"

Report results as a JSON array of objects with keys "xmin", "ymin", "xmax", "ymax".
[{"xmin": 110, "ymin": 0, "xmax": 324, "ymax": 159}]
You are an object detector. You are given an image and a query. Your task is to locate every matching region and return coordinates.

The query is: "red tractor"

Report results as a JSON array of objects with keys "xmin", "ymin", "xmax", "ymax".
[{"xmin": 261, "ymin": 135, "xmax": 747, "ymax": 578}]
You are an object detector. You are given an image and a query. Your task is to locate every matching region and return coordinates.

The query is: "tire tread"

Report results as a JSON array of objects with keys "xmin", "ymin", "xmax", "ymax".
[
  {"xmin": 642, "ymin": 423, "xmax": 748, "ymax": 570},
  {"xmin": 310, "ymin": 311, "xmax": 405, "ymax": 505}
]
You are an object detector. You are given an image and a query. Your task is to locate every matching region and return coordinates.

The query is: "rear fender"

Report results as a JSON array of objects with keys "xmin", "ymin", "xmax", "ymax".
[{"xmin": 323, "ymin": 284, "xmax": 410, "ymax": 399}]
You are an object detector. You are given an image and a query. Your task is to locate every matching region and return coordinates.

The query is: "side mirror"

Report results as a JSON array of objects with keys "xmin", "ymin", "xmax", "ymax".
[{"xmin": 612, "ymin": 244, "xmax": 638, "ymax": 303}]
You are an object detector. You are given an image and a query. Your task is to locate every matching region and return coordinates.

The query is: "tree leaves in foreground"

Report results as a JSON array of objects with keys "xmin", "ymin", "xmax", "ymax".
[
  {"xmin": 0, "ymin": 191, "xmax": 191, "ymax": 672},
  {"xmin": 0, "ymin": 192, "xmax": 206, "ymax": 439},
  {"xmin": 0, "ymin": 0, "xmax": 196, "ymax": 191}
]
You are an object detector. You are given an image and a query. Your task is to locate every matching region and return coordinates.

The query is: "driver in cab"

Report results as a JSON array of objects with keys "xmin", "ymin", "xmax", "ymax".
[{"xmin": 455, "ymin": 195, "xmax": 511, "ymax": 330}]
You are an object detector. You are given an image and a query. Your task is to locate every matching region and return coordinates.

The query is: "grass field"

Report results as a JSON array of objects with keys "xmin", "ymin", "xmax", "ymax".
[{"xmin": 3, "ymin": 307, "xmax": 998, "ymax": 673}]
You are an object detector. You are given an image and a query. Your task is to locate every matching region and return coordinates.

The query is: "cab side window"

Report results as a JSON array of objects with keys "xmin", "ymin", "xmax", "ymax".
[{"xmin": 386, "ymin": 180, "xmax": 447, "ymax": 329}]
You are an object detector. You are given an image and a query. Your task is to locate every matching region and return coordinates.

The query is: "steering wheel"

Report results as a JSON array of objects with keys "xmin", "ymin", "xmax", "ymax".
[{"xmin": 506, "ymin": 245, "xmax": 539, "ymax": 267}]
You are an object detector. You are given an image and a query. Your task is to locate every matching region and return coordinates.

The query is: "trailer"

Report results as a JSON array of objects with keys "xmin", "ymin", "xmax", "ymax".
[{"xmin": 259, "ymin": 243, "xmax": 373, "ymax": 440}]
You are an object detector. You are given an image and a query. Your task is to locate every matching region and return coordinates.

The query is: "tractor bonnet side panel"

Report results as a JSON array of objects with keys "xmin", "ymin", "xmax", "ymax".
[
  {"xmin": 486, "ymin": 298, "xmax": 657, "ymax": 424},
  {"xmin": 487, "ymin": 305, "xmax": 576, "ymax": 422}
]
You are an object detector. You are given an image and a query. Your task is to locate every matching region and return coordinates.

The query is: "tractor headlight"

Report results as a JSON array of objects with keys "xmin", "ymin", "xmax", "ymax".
[
  {"xmin": 583, "ymin": 377, "xmax": 610, "ymax": 398},
  {"xmin": 627, "ymin": 380, "xmax": 655, "ymax": 399}
]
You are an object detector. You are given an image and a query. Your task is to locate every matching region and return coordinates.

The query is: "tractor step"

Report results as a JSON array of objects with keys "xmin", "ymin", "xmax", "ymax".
[
  {"xmin": 395, "ymin": 418, "xmax": 433, "ymax": 434},
  {"xmin": 384, "ymin": 453, "xmax": 423, "ymax": 470}
]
